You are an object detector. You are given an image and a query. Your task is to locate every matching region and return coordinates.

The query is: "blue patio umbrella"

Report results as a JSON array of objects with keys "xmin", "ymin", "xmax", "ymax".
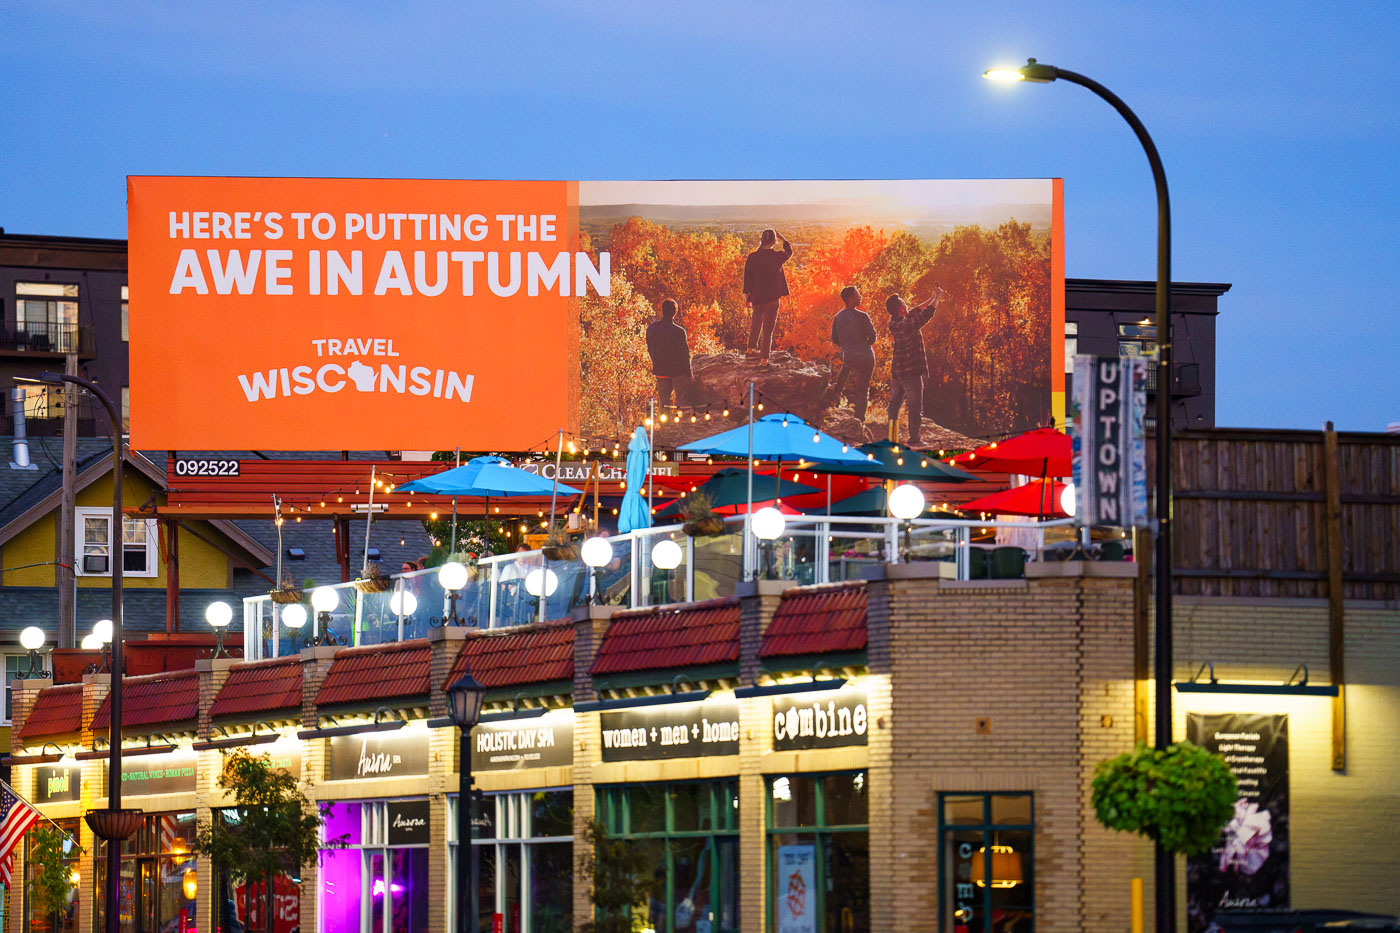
[
  {"xmin": 397, "ymin": 455, "xmax": 582, "ymax": 498},
  {"xmin": 678, "ymin": 413, "xmax": 869, "ymax": 465},
  {"xmin": 618, "ymin": 426, "xmax": 652, "ymax": 534}
]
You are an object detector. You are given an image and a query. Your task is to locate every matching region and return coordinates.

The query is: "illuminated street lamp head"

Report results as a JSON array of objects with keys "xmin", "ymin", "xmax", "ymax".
[
  {"xmin": 983, "ymin": 57, "xmax": 1057, "ymax": 84},
  {"xmin": 204, "ymin": 601, "xmax": 233, "ymax": 629},
  {"xmin": 20, "ymin": 626, "xmax": 45, "ymax": 652},
  {"xmin": 92, "ymin": 619, "xmax": 114, "ymax": 644}
]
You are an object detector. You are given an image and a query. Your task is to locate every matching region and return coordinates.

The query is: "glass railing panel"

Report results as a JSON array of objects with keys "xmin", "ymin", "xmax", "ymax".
[
  {"xmin": 356, "ymin": 585, "xmax": 397, "ymax": 646},
  {"xmin": 826, "ymin": 525, "xmax": 888, "ymax": 581},
  {"xmin": 591, "ymin": 536, "xmax": 633, "ymax": 608},
  {"xmin": 636, "ymin": 527, "xmax": 688, "ymax": 607},
  {"xmin": 692, "ymin": 523, "xmax": 744, "ymax": 601},
  {"xmin": 755, "ymin": 521, "xmax": 821, "ymax": 584}
]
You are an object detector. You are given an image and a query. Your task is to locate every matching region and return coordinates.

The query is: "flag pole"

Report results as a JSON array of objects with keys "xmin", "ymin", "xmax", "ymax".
[{"xmin": 0, "ymin": 779, "xmax": 82, "ymax": 845}]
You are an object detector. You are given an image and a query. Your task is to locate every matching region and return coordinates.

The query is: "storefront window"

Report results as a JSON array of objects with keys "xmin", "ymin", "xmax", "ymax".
[
  {"xmin": 319, "ymin": 800, "xmax": 430, "ymax": 933},
  {"xmin": 24, "ymin": 817, "xmax": 80, "ymax": 933},
  {"xmin": 767, "ymin": 772, "xmax": 869, "ymax": 933},
  {"xmin": 93, "ymin": 812, "xmax": 198, "ymax": 933},
  {"xmin": 938, "ymin": 793, "xmax": 1034, "ymax": 933},
  {"xmin": 599, "ymin": 780, "xmax": 739, "ymax": 933},
  {"xmin": 213, "ymin": 809, "xmax": 302, "ymax": 933},
  {"xmin": 456, "ymin": 789, "xmax": 573, "ymax": 933}
]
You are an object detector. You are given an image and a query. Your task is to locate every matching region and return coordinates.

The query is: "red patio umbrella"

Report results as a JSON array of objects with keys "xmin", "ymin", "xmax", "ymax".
[
  {"xmin": 947, "ymin": 427, "xmax": 1071, "ymax": 477},
  {"xmin": 957, "ymin": 479, "xmax": 1070, "ymax": 519}
]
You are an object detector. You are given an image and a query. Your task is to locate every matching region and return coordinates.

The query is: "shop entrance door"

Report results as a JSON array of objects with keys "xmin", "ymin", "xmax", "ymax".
[{"xmin": 134, "ymin": 858, "xmax": 158, "ymax": 933}]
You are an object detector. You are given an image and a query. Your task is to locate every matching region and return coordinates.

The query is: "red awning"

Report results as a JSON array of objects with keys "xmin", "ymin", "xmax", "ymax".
[
  {"xmin": 91, "ymin": 671, "xmax": 200, "ymax": 731},
  {"xmin": 760, "ymin": 582, "xmax": 868, "ymax": 659},
  {"xmin": 316, "ymin": 641, "xmax": 430, "ymax": 707},
  {"xmin": 445, "ymin": 622, "xmax": 574, "ymax": 690},
  {"xmin": 210, "ymin": 658, "xmax": 304, "ymax": 719},
  {"xmin": 18, "ymin": 684, "xmax": 84, "ymax": 739},
  {"xmin": 590, "ymin": 599, "xmax": 740, "ymax": 676}
]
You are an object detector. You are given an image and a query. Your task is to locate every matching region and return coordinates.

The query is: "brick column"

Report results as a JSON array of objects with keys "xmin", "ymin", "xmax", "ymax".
[
  {"xmin": 736, "ymin": 580, "xmax": 790, "ymax": 687},
  {"xmin": 571, "ymin": 604, "xmax": 615, "ymax": 928},
  {"xmin": 426, "ymin": 626, "xmax": 469, "ymax": 719}
]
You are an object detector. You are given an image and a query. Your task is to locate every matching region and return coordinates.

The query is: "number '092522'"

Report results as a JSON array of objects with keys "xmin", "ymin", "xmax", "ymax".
[{"xmin": 173, "ymin": 459, "xmax": 240, "ymax": 477}]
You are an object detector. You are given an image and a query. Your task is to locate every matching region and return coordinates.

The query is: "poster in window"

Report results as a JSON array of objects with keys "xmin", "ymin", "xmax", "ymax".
[
  {"xmin": 774, "ymin": 844, "xmax": 816, "ymax": 933},
  {"xmin": 1186, "ymin": 713, "xmax": 1290, "ymax": 932}
]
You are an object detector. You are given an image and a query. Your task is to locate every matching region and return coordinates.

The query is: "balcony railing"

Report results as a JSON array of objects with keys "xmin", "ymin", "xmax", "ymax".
[
  {"xmin": 242, "ymin": 514, "xmax": 1097, "ymax": 660},
  {"xmin": 0, "ymin": 322, "xmax": 96, "ymax": 356}
]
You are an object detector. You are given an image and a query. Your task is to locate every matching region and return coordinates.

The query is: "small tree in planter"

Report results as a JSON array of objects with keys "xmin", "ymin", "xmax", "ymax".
[
  {"xmin": 1091, "ymin": 741, "xmax": 1238, "ymax": 855},
  {"xmin": 194, "ymin": 749, "xmax": 347, "ymax": 928},
  {"xmin": 681, "ymin": 492, "xmax": 726, "ymax": 538},
  {"xmin": 577, "ymin": 818, "xmax": 655, "ymax": 933},
  {"xmin": 27, "ymin": 826, "xmax": 81, "ymax": 926}
]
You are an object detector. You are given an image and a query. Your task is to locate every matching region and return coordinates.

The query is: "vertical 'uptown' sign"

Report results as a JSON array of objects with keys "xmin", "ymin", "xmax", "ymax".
[{"xmin": 1071, "ymin": 355, "xmax": 1148, "ymax": 527}]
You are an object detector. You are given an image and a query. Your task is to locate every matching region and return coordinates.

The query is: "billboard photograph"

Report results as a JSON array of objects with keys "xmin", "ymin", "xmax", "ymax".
[{"xmin": 129, "ymin": 177, "xmax": 1061, "ymax": 451}]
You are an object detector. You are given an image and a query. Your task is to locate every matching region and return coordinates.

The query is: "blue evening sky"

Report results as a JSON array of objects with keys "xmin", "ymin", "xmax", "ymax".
[{"xmin": 2, "ymin": 1, "xmax": 1396, "ymax": 431}]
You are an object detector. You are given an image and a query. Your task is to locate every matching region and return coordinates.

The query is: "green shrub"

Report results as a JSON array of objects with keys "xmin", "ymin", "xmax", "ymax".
[{"xmin": 1091, "ymin": 741, "xmax": 1237, "ymax": 855}]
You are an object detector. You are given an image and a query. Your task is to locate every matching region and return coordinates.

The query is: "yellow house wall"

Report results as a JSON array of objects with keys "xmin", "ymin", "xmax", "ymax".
[{"xmin": 1, "ymin": 468, "xmax": 233, "ymax": 589}]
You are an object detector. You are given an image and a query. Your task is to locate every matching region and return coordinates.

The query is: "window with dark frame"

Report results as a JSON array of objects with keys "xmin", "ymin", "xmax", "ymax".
[
  {"xmin": 24, "ymin": 817, "xmax": 80, "ymax": 933},
  {"xmin": 14, "ymin": 282, "xmax": 79, "ymax": 352},
  {"xmin": 766, "ymin": 771, "xmax": 870, "ymax": 933},
  {"xmin": 598, "ymin": 779, "xmax": 740, "ymax": 933},
  {"xmin": 93, "ymin": 812, "xmax": 199, "ymax": 933},
  {"xmin": 938, "ymin": 792, "xmax": 1034, "ymax": 933}
]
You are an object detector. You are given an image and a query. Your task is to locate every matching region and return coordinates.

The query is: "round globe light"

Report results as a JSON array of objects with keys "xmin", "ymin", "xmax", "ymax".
[
  {"xmin": 524, "ymin": 567, "xmax": 559, "ymax": 598},
  {"xmin": 580, "ymin": 536, "xmax": 614, "ymax": 568},
  {"xmin": 1060, "ymin": 482, "xmax": 1077, "ymax": 518},
  {"xmin": 389, "ymin": 589, "xmax": 418, "ymax": 617},
  {"xmin": 20, "ymin": 626, "xmax": 45, "ymax": 651},
  {"xmin": 751, "ymin": 506, "xmax": 786, "ymax": 541},
  {"xmin": 204, "ymin": 601, "xmax": 233, "ymax": 629},
  {"xmin": 651, "ymin": 538, "xmax": 683, "ymax": 570},
  {"xmin": 888, "ymin": 484, "xmax": 926, "ymax": 520},
  {"xmin": 80, "ymin": 633, "xmax": 102, "ymax": 651},
  {"xmin": 438, "ymin": 560, "xmax": 469, "ymax": 592},
  {"xmin": 281, "ymin": 604, "xmax": 308, "ymax": 630},
  {"xmin": 310, "ymin": 586, "xmax": 339, "ymax": 613},
  {"xmin": 92, "ymin": 619, "xmax": 114, "ymax": 644}
]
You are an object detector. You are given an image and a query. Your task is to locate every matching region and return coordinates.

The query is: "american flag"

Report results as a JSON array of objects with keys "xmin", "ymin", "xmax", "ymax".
[{"xmin": 0, "ymin": 784, "xmax": 41, "ymax": 887}]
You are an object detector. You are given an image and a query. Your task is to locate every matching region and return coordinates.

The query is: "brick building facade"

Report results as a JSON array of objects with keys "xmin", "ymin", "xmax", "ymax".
[{"xmin": 4, "ymin": 564, "xmax": 1396, "ymax": 932}]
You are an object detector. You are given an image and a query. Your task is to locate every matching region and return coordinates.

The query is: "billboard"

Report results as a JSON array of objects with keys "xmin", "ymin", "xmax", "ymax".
[{"xmin": 129, "ymin": 177, "xmax": 1062, "ymax": 450}]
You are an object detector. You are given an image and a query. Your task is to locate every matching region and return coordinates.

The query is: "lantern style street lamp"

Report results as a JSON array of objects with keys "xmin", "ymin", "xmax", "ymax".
[
  {"xmin": 985, "ymin": 57, "xmax": 1177, "ymax": 931},
  {"xmin": 205, "ymin": 601, "xmax": 233, "ymax": 659},
  {"xmin": 888, "ymin": 483, "xmax": 926, "ymax": 560},
  {"xmin": 580, "ymin": 536, "xmax": 613, "ymax": 605},
  {"xmin": 18, "ymin": 626, "xmax": 50, "ymax": 679},
  {"xmin": 432, "ymin": 561, "xmax": 470, "ymax": 627},
  {"xmin": 446, "ymin": 669, "xmax": 488, "ymax": 933},
  {"xmin": 308, "ymin": 586, "xmax": 345, "ymax": 647}
]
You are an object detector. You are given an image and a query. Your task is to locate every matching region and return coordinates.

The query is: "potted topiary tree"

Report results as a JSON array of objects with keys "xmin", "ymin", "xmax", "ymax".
[{"xmin": 681, "ymin": 491, "xmax": 727, "ymax": 538}]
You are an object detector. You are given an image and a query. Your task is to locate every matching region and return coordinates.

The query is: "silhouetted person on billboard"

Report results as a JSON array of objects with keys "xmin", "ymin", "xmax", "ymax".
[
  {"xmin": 828, "ymin": 286, "xmax": 878, "ymax": 421},
  {"xmin": 743, "ymin": 228, "xmax": 793, "ymax": 367},
  {"xmin": 646, "ymin": 298, "xmax": 692, "ymax": 407},
  {"xmin": 886, "ymin": 286, "xmax": 945, "ymax": 446}
]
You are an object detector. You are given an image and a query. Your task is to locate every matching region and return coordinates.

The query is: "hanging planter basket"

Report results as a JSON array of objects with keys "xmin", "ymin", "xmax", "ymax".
[
  {"xmin": 269, "ymin": 585, "xmax": 304, "ymax": 605},
  {"xmin": 684, "ymin": 515, "xmax": 727, "ymax": 538},
  {"xmin": 541, "ymin": 543, "xmax": 579, "ymax": 562},
  {"xmin": 353, "ymin": 563, "xmax": 394, "ymax": 594}
]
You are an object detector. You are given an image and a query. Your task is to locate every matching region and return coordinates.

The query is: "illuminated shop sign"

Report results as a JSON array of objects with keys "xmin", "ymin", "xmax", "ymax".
[
  {"xmin": 328, "ymin": 730, "xmax": 430, "ymax": 781},
  {"xmin": 772, "ymin": 689, "xmax": 868, "ymax": 751},
  {"xmin": 471, "ymin": 715, "xmax": 573, "ymax": 772},
  {"xmin": 599, "ymin": 701, "xmax": 739, "ymax": 762}
]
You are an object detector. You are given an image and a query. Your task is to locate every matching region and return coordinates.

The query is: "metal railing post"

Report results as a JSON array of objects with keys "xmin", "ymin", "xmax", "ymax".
[
  {"xmin": 488, "ymin": 560, "xmax": 499, "ymax": 629},
  {"xmin": 685, "ymin": 535, "xmax": 695, "ymax": 602},
  {"xmin": 816, "ymin": 521, "xmax": 830, "ymax": 584},
  {"xmin": 956, "ymin": 526, "xmax": 971, "ymax": 580}
]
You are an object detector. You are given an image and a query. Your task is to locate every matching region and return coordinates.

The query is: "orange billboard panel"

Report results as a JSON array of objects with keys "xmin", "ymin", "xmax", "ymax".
[{"xmin": 127, "ymin": 176, "xmax": 586, "ymax": 450}]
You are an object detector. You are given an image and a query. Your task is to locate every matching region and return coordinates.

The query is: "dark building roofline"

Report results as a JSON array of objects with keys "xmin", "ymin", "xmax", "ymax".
[
  {"xmin": 0, "ymin": 231, "xmax": 129, "ymax": 251},
  {"xmin": 1067, "ymin": 277, "xmax": 1232, "ymax": 298}
]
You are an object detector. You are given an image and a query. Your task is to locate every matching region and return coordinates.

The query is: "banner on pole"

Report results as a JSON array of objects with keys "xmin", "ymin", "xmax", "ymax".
[{"xmin": 1070, "ymin": 355, "xmax": 1148, "ymax": 527}]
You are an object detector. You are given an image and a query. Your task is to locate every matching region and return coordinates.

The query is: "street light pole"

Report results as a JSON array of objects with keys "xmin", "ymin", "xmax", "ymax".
[
  {"xmin": 23, "ymin": 371, "xmax": 126, "ymax": 933},
  {"xmin": 985, "ymin": 59, "xmax": 1176, "ymax": 931},
  {"xmin": 447, "ymin": 670, "xmax": 487, "ymax": 933}
]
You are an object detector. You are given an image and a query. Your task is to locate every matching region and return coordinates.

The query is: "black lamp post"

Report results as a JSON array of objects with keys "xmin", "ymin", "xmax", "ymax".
[
  {"xmin": 447, "ymin": 668, "xmax": 487, "ymax": 933},
  {"xmin": 19, "ymin": 371, "xmax": 133, "ymax": 933},
  {"xmin": 985, "ymin": 58, "xmax": 1176, "ymax": 931}
]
